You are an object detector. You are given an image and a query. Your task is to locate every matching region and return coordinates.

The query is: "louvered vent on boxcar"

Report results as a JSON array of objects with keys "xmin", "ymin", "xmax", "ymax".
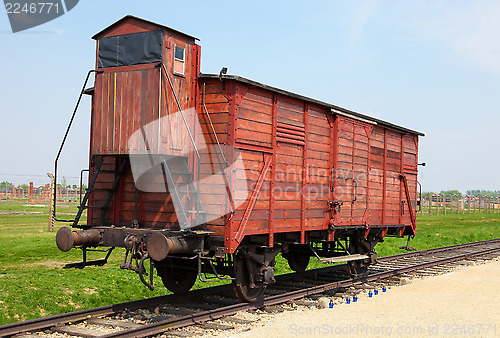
[{"xmin": 276, "ymin": 122, "xmax": 305, "ymax": 146}]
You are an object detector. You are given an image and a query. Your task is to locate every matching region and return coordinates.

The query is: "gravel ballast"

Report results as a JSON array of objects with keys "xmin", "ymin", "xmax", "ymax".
[{"xmin": 226, "ymin": 258, "xmax": 500, "ymax": 337}]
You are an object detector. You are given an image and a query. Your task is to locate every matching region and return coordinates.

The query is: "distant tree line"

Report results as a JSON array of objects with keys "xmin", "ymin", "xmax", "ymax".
[
  {"xmin": 466, "ymin": 190, "xmax": 500, "ymax": 198},
  {"xmin": 0, "ymin": 181, "xmax": 13, "ymax": 190},
  {"xmin": 422, "ymin": 190, "xmax": 500, "ymax": 199},
  {"xmin": 1, "ymin": 179, "xmax": 87, "ymax": 192}
]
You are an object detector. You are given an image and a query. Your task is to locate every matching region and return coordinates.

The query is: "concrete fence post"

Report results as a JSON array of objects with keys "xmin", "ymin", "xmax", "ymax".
[
  {"xmin": 47, "ymin": 173, "xmax": 55, "ymax": 232},
  {"xmin": 421, "ymin": 197, "xmax": 424, "ymax": 216},
  {"xmin": 28, "ymin": 182, "xmax": 34, "ymax": 203}
]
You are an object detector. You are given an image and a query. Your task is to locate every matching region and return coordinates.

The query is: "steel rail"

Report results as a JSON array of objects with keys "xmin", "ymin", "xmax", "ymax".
[
  {"xmin": 376, "ymin": 238, "xmax": 500, "ymax": 263},
  {"xmin": 0, "ymin": 284, "xmax": 230, "ymax": 337},
  {"xmin": 103, "ymin": 242, "xmax": 500, "ymax": 337},
  {"xmin": 1, "ymin": 238, "xmax": 499, "ymax": 337}
]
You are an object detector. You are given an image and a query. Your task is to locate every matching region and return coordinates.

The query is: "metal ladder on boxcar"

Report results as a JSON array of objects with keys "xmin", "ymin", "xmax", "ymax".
[
  {"xmin": 74, "ymin": 156, "xmax": 206, "ymax": 229},
  {"xmin": 160, "ymin": 156, "xmax": 207, "ymax": 230},
  {"xmin": 72, "ymin": 156, "xmax": 128, "ymax": 228}
]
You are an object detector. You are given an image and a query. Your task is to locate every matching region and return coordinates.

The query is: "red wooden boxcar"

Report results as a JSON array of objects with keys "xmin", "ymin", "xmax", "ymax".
[{"xmin": 55, "ymin": 16, "xmax": 423, "ymax": 302}]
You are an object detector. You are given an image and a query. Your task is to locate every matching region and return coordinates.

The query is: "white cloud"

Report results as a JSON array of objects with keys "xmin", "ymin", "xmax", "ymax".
[
  {"xmin": 408, "ymin": 0, "xmax": 500, "ymax": 72},
  {"xmin": 348, "ymin": 0, "xmax": 380, "ymax": 50}
]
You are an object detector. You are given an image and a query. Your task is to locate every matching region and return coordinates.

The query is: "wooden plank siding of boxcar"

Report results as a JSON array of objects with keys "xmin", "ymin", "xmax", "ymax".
[
  {"xmin": 198, "ymin": 77, "xmax": 419, "ymax": 252},
  {"xmin": 368, "ymin": 126, "xmax": 385, "ymax": 225},
  {"xmin": 402, "ymin": 133, "xmax": 418, "ymax": 233},
  {"xmin": 273, "ymin": 94, "xmax": 305, "ymax": 234},
  {"xmin": 197, "ymin": 81, "xmax": 231, "ymax": 234},
  {"xmin": 92, "ymin": 68, "xmax": 162, "ymax": 155},
  {"xmin": 335, "ymin": 118, "xmax": 354, "ymax": 221},
  {"xmin": 89, "ymin": 160, "xmax": 174, "ymax": 228},
  {"xmin": 385, "ymin": 129, "xmax": 403, "ymax": 225},
  {"xmin": 367, "ymin": 126, "xmax": 418, "ymax": 232},
  {"xmin": 88, "ymin": 156, "xmax": 117, "ymax": 225},
  {"xmin": 233, "ymin": 85, "xmax": 273, "ymax": 234},
  {"xmin": 304, "ymin": 105, "xmax": 330, "ymax": 229},
  {"xmin": 235, "ymin": 86, "xmax": 273, "ymax": 147},
  {"xmin": 87, "ymin": 20, "xmax": 206, "ymax": 230},
  {"xmin": 89, "ymin": 68, "xmax": 196, "ymax": 229}
]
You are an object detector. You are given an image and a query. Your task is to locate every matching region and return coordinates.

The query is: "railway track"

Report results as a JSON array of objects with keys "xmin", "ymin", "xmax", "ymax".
[{"xmin": 2, "ymin": 238, "xmax": 500, "ymax": 338}]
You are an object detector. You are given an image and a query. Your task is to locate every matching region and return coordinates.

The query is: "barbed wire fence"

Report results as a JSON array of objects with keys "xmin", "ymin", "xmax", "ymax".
[
  {"xmin": 2, "ymin": 176, "xmax": 499, "ymax": 217},
  {"xmin": 0, "ymin": 176, "xmax": 83, "ymax": 204}
]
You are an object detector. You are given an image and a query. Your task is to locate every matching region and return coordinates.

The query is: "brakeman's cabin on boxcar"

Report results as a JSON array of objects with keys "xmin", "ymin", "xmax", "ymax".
[{"xmin": 55, "ymin": 16, "xmax": 423, "ymax": 302}]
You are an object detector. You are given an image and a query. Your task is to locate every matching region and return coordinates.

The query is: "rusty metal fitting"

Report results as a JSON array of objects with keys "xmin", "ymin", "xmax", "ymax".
[
  {"xmin": 123, "ymin": 235, "xmax": 140, "ymax": 251},
  {"xmin": 147, "ymin": 233, "xmax": 197, "ymax": 261},
  {"xmin": 56, "ymin": 227, "xmax": 101, "ymax": 252}
]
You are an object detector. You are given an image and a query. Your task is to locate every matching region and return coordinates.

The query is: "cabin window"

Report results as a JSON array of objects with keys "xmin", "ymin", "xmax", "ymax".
[
  {"xmin": 173, "ymin": 45, "xmax": 185, "ymax": 75},
  {"xmin": 98, "ymin": 30, "xmax": 163, "ymax": 68},
  {"xmin": 174, "ymin": 46, "xmax": 185, "ymax": 61}
]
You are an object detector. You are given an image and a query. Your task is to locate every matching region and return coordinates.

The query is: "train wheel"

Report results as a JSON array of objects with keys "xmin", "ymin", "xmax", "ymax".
[
  {"xmin": 286, "ymin": 252, "xmax": 310, "ymax": 273},
  {"xmin": 232, "ymin": 252, "xmax": 265, "ymax": 302},
  {"xmin": 156, "ymin": 258, "xmax": 198, "ymax": 294}
]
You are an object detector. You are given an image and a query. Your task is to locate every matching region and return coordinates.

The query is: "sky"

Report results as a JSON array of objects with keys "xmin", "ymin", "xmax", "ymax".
[{"xmin": 0, "ymin": 0, "xmax": 499, "ymax": 194}]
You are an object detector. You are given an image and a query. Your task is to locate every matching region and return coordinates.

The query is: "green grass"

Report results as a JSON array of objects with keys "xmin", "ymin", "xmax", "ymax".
[
  {"xmin": 0, "ymin": 200, "xmax": 499, "ymax": 325},
  {"xmin": 375, "ymin": 213, "xmax": 500, "ymax": 257}
]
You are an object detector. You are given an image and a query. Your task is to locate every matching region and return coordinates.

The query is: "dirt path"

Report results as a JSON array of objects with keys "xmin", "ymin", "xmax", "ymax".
[{"xmin": 225, "ymin": 258, "xmax": 500, "ymax": 337}]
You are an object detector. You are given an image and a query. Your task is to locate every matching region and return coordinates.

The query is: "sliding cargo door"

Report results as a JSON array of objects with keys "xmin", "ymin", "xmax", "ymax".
[{"xmin": 334, "ymin": 117, "xmax": 371, "ymax": 225}]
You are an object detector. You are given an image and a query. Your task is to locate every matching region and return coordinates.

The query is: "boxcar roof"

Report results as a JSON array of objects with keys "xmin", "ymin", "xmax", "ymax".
[
  {"xmin": 200, "ymin": 74, "xmax": 424, "ymax": 137},
  {"xmin": 92, "ymin": 15, "xmax": 198, "ymax": 41}
]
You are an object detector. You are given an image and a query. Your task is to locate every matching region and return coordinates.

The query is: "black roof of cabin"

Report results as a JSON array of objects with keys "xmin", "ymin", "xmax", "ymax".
[
  {"xmin": 199, "ymin": 74, "xmax": 424, "ymax": 136},
  {"xmin": 92, "ymin": 15, "xmax": 198, "ymax": 41}
]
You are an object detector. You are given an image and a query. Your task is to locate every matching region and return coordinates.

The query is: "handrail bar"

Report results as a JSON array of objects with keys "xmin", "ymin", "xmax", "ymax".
[
  {"xmin": 53, "ymin": 70, "xmax": 100, "ymax": 223},
  {"xmin": 158, "ymin": 63, "xmax": 203, "ymax": 228},
  {"xmin": 157, "ymin": 63, "xmax": 200, "ymax": 161}
]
